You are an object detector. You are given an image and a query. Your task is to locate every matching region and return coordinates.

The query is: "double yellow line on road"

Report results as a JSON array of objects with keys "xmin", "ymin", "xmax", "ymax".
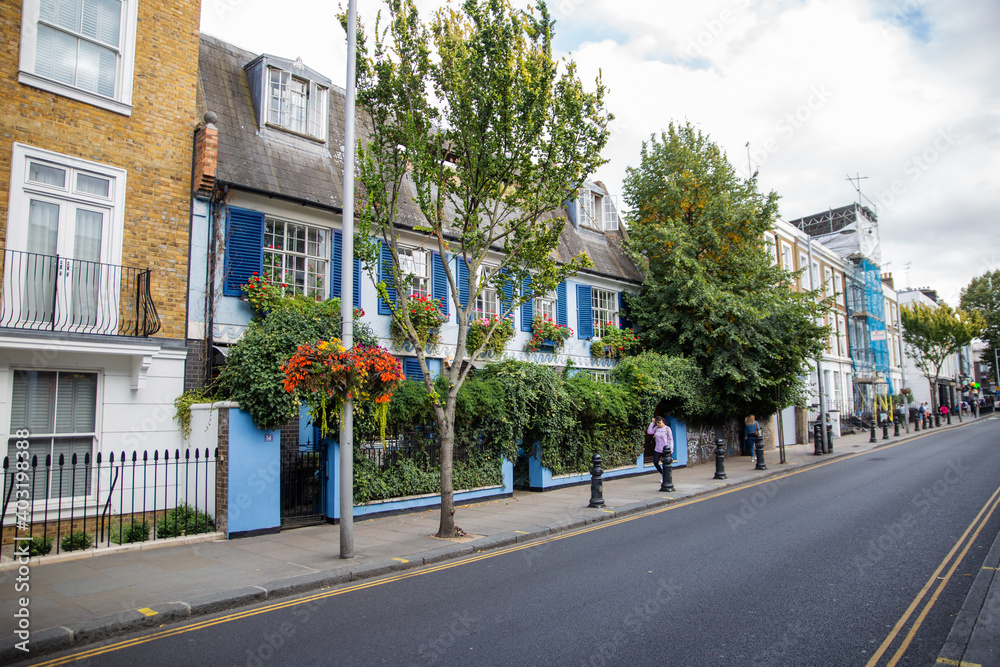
[
  {"xmin": 865, "ymin": 482, "xmax": 1000, "ymax": 667},
  {"xmin": 28, "ymin": 432, "xmax": 987, "ymax": 666}
]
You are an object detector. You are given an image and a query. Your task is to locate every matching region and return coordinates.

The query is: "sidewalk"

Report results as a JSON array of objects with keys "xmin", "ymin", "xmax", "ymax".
[{"xmin": 0, "ymin": 415, "xmax": 993, "ymax": 662}]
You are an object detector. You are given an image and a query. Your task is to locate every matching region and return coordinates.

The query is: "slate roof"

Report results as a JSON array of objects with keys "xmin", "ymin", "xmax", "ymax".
[{"xmin": 197, "ymin": 33, "xmax": 642, "ymax": 286}]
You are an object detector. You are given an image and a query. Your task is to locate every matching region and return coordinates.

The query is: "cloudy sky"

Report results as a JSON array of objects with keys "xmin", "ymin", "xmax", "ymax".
[{"xmin": 201, "ymin": 0, "xmax": 999, "ymax": 306}]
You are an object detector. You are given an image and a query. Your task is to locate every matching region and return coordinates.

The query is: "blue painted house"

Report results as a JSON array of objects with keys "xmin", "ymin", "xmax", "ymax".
[{"xmin": 188, "ymin": 36, "xmax": 673, "ymax": 531}]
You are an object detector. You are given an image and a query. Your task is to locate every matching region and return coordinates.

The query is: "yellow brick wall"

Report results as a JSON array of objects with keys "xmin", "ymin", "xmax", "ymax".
[{"xmin": 0, "ymin": 0, "xmax": 202, "ymax": 340}]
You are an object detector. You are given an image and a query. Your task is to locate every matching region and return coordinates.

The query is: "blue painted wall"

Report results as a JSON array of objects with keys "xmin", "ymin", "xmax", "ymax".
[
  {"xmin": 226, "ymin": 408, "xmax": 281, "ymax": 537},
  {"xmin": 325, "ymin": 440, "xmax": 512, "ymax": 520}
]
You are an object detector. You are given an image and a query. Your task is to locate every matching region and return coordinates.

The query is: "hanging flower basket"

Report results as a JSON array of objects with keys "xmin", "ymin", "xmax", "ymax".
[
  {"xmin": 590, "ymin": 325, "xmax": 639, "ymax": 359},
  {"xmin": 523, "ymin": 315, "xmax": 572, "ymax": 353},
  {"xmin": 282, "ymin": 339, "xmax": 405, "ymax": 439},
  {"xmin": 390, "ymin": 294, "xmax": 447, "ymax": 350},
  {"xmin": 467, "ymin": 314, "xmax": 515, "ymax": 356}
]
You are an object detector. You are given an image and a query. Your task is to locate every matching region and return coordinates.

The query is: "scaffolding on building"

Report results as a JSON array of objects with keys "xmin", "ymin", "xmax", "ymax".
[{"xmin": 845, "ymin": 256, "xmax": 893, "ymax": 420}]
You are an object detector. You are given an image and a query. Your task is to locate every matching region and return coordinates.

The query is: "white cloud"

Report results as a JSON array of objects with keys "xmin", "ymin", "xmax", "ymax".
[{"xmin": 201, "ymin": 0, "xmax": 1000, "ymax": 305}]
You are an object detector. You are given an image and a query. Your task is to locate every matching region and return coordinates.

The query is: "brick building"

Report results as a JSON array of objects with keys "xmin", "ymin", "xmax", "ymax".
[{"xmin": 0, "ymin": 0, "xmax": 201, "ymax": 499}]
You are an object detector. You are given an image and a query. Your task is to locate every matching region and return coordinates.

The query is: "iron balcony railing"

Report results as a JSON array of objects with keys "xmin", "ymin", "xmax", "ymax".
[
  {"xmin": 0, "ymin": 248, "xmax": 161, "ymax": 337},
  {"xmin": 1, "ymin": 448, "xmax": 217, "ymax": 558}
]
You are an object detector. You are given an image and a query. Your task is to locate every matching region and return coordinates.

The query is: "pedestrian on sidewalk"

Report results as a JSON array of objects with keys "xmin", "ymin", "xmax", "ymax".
[
  {"xmin": 941, "ymin": 404, "xmax": 949, "ymax": 417},
  {"xmin": 745, "ymin": 414, "xmax": 761, "ymax": 464},
  {"xmin": 647, "ymin": 415, "xmax": 673, "ymax": 474}
]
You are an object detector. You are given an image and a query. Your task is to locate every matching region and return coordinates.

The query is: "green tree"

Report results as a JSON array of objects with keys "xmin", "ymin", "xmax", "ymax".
[
  {"xmin": 959, "ymin": 270, "xmax": 1000, "ymax": 384},
  {"xmin": 900, "ymin": 302, "xmax": 985, "ymax": 413},
  {"xmin": 621, "ymin": 122, "xmax": 829, "ymax": 419},
  {"xmin": 343, "ymin": 0, "xmax": 609, "ymax": 537}
]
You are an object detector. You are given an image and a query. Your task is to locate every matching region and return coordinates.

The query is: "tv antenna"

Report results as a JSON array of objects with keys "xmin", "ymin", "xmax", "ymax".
[{"xmin": 846, "ymin": 173, "xmax": 875, "ymax": 213}]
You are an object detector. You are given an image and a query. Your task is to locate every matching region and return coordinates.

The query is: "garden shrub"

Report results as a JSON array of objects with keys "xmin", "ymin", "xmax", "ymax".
[
  {"xmin": 60, "ymin": 530, "xmax": 94, "ymax": 552},
  {"xmin": 156, "ymin": 504, "xmax": 214, "ymax": 538},
  {"xmin": 28, "ymin": 535, "xmax": 53, "ymax": 556},
  {"xmin": 110, "ymin": 520, "xmax": 151, "ymax": 544}
]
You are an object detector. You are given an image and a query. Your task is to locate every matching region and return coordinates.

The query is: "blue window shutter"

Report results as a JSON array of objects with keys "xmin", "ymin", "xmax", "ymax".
[
  {"xmin": 353, "ymin": 256, "xmax": 361, "ymax": 308},
  {"xmin": 565, "ymin": 199, "xmax": 578, "ymax": 229},
  {"xmin": 556, "ymin": 281, "xmax": 567, "ymax": 327},
  {"xmin": 433, "ymin": 252, "xmax": 449, "ymax": 317},
  {"xmin": 378, "ymin": 241, "xmax": 396, "ymax": 316},
  {"xmin": 331, "ymin": 230, "xmax": 343, "ymax": 299},
  {"xmin": 520, "ymin": 276, "xmax": 533, "ymax": 331},
  {"xmin": 576, "ymin": 284, "xmax": 593, "ymax": 339},
  {"xmin": 458, "ymin": 258, "xmax": 470, "ymax": 308},
  {"xmin": 403, "ymin": 357, "xmax": 423, "ymax": 382},
  {"xmin": 618, "ymin": 291, "xmax": 631, "ymax": 330},
  {"xmin": 501, "ymin": 269, "xmax": 514, "ymax": 315},
  {"xmin": 224, "ymin": 207, "xmax": 265, "ymax": 297}
]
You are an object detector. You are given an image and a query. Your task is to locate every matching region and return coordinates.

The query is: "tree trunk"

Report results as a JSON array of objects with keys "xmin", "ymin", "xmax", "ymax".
[{"xmin": 436, "ymin": 406, "xmax": 456, "ymax": 538}]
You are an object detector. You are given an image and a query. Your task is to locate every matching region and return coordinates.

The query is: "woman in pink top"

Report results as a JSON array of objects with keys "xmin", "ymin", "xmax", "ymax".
[{"xmin": 647, "ymin": 415, "xmax": 673, "ymax": 474}]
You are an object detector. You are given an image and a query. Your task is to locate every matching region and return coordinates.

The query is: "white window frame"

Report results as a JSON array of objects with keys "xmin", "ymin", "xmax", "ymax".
[
  {"xmin": 475, "ymin": 265, "xmax": 500, "ymax": 318},
  {"xmin": 578, "ymin": 189, "xmax": 597, "ymax": 228},
  {"xmin": 833, "ymin": 272, "xmax": 843, "ymax": 306},
  {"xmin": 18, "ymin": 0, "xmax": 139, "ymax": 116},
  {"xmin": 7, "ymin": 368, "xmax": 101, "ymax": 503},
  {"xmin": 5, "ymin": 144, "xmax": 127, "ymax": 331},
  {"xmin": 838, "ymin": 315, "xmax": 847, "ymax": 357},
  {"xmin": 263, "ymin": 217, "xmax": 330, "ymax": 300},
  {"xmin": 534, "ymin": 291, "xmax": 556, "ymax": 322},
  {"xmin": 799, "ymin": 252, "xmax": 810, "ymax": 289},
  {"xmin": 266, "ymin": 67, "xmax": 328, "ymax": 141},
  {"xmin": 591, "ymin": 371, "xmax": 611, "ymax": 383},
  {"xmin": 824, "ymin": 266, "xmax": 833, "ymax": 298},
  {"xmin": 602, "ymin": 193, "xmax": 618, "ymax": 231},
  {"xmin": 398, "ymin": 245, "xmax": 430, "ymax": 299},
  {"xmin": 780, "ymin": 242, "xmax": 793, "ymax": 273},
  {"xmin": 592, "ymin": 288, "xmax": 618, "ymax": 339}
]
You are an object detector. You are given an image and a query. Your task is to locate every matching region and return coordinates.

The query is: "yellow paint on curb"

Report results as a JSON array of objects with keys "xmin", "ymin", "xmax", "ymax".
[
  {"xmin": 937, "ymin": 657, "xmax": 982, "ymax": 667},
  {"xmin": 982, "ymin": 566, "xmax": 998, "ymax": 570},
  {"xmin": 137, "ymin": 608, "xmax": 158, "ymax": 617},
  {"xmin": 391, "ymin": 558, "xmax": 409, "ymax": 563}
]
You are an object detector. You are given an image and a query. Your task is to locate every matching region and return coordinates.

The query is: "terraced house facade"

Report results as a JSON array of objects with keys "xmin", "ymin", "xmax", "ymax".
[{"xmin": 0, "ymin": 0, "xmax": 201, "ymax": 510}]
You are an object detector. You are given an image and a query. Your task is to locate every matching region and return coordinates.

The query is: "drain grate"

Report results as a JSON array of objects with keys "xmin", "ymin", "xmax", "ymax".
[{"xmin": 866, "ymin": 457, "xmax": 889, "ymax": 462}]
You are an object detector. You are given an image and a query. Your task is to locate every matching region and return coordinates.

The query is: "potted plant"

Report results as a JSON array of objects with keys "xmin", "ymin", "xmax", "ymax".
[
  {"xmin": 590, "ymin": 324, "xmax": 639, "ymax": 359},
  {"xmin": 523, "ymin": 315, "xmax": 572, "ymax": 353},
  {"xmin": 466, "ymin": 314, "xmax": 515, "ymax": 356},
  {"xmin": 240, "ymin": 273, "xmax": 286, "ymax": 319},
  {"xmin": 390, "ymin": 294, "xmax": 448, "ymax": 350}
]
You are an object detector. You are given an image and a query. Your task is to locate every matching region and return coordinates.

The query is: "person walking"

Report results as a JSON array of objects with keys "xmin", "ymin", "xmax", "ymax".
[
  {"xmin": 647, "ymin": 415, "xmax": 673, "ymax": 475},
  {"xmin": 745, "ymin": 415, "xmax": 761, "ymax": 464}
]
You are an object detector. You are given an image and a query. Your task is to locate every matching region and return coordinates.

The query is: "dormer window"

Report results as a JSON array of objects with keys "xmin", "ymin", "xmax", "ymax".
[
  {"xmin": 267, "ymin": 67, "xmax": 327, "ymax": 140},
  {"xmin": 577, "ymin": 187, "xmax": 619, "ymax": 231},
  {"xmin": 245, "ymin": 54, "xmax": 331, "ymax": 144}
]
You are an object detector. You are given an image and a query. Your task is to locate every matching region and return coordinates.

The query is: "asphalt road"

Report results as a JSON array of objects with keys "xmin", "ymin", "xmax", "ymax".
[{"xmin": 29, "ymin": 418, "xmax": 1000, "ymax": 667}]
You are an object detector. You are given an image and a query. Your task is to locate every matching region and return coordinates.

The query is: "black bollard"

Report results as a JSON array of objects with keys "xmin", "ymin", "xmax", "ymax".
[
  {"xmin": 894, "ymin": 419, "xmax": 900, "ymax": 437},
  {"xmin": 914, "ymin": 414, "xmax": 919, "ymax": 431},
  {"xmin": 935, "ymin": 414, "xmax": 941, "ymax": 427},
  {"xmin": 659, "ymin": 453, "xmax": 675, "ymax": 492},
  {"xmin": 587, "ymin": 454, "xmax": 605, "ymax": 508},
  {"xmin": 713, "ymin": 438, "xmax": 727, "ymax": 480},
  {"xmin": 754, "ymin": 437, "xmax": 767, "ymax": 470},
  {"xmin": 826, "ymin": 424, "xmax": 834, "ymax": 453},
  {"xmin": 882, "ymin": 420, "xmax": 889, "ymax": 440},
  {"xmin": 946, "ymin": 411, "xmax": 951, "ymax": 425},
  {"xmin": 813, "ymin": 422, "xmax": 823, "ymax": 456},
  {"xmin": 869, "ymin": 421, "xmax": 877, "ymax": 443}
]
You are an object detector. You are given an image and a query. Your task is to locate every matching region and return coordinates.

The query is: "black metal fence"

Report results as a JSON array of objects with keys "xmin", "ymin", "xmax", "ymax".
[
  {"xmin": 358, "ymin": 432, "xmax": 482, "ymax": 471},
  {"xmin": 0, "ymin": 248, "xmax": 161, "ymax": 337},
  {"xmin": 1, "ymin": 448, "xmax": 216, "ymax": 558},
  {"xmin": 280, "ymin": 448, "xmax": 325, "ymax": 525}
]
